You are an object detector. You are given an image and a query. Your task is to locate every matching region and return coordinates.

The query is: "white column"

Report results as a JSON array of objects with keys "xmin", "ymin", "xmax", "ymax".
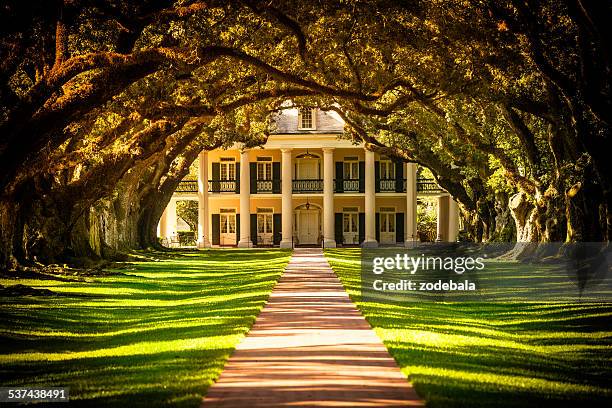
[
  {"xmin": 280, "ymin": 148, "xmax": 293, "ymax": 248},
  {"xmin": 405, "ymin": 162, "xmax": 418, "ymax": 247},
  {"xmin": 436, "ymin": 194, "xmax": 449, "ymax": 242},
  {"xmin": 165, "ymin": 198, "xmax": 177, "ymax": 243},
  {"xmin": 322, "ymin": 147, "xmax": 336, "ymax": 248},
  {"xmin": 363, "ymin": 149, "xmax": 378, "ymax": 247},
  {"xmin": 159, "ymin": 207, "xmax": 168, "ymax": 241},
  {"xmin": 197, "ymin": 151, "xmax": 210, "ymax": 248},
  {"xmin": 448, "ymin": 197, "xmax": 459, "ymax": 242},
  {"xmin": 238, "ymin": 148, "xmax": 252, "ymax": 247}
]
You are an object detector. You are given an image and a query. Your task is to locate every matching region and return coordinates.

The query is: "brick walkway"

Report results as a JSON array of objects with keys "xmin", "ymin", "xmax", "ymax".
[{"xmin": 202, "ymin": 248, "xmax": 423, "ymax": 407}]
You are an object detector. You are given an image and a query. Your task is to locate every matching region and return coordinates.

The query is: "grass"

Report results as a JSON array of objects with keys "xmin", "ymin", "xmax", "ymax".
[
  {"xmin": 0, "ymin": 249, "xmax": 291, "ymax": 407},
  {"xmin": 325, "ymin": 248, "xmax": 612, "ymax": 408}
]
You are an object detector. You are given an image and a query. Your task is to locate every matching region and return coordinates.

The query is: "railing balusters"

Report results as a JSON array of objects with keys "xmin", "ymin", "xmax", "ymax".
[
  {"xmin": 378, "ymin": 178, "xmax": 396, "ymax": 192},
  {"xmin": 206, "ymin": 179, "xmax": 237, "ymax": 193},
  {"xmin": 292, "ymin": 179, "xmax": 323, "ymax": 193},
  {"xmin": 416, "ymin": 178, "xmax": 442, "ymax": 193},
  {"xmin": 342, "ymin": 179, "xmax": 360, "ymax": 192},
  {"xmin": 175, "ymin": 177, "xmax": 444, "ymax": 195},
  {"xmin": 176, "ymin": 180, "xmax": 198, "ymax": 192},
  {"xmin": 256, "ymin": 179, "xmax": 273, "ymax": 193}
]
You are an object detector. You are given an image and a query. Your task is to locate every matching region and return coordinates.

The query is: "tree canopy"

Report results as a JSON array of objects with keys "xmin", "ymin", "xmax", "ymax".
[{"xmin": 0, "ymin": 0, "xmax": 609, "ymax": 268}]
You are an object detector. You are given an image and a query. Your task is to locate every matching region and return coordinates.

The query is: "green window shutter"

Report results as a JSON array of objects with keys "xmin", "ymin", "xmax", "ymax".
[
  {"xmin": 273, "ymin": 214, "xmax": 282, "ymax": 244},
  {"xmin": 334, "ymin": 213, "xmax": 343, "ymax": 244},
  {"xmin": 375, "ymin": 161, "xmax": 380, "ymax": 193},
  {"xmin": 211, "ymin": 163, "xmax": 220, "ymax": 193},
  {"xmin": 235, "ymin": 162, "xmax": 240, "ymax": 194},
  {"xmin": 396, "ymin": 212, "xmax": 404, "ymax": 243},
  {"xmin": 235, "ymin": 214, "xmax": 240, "ymax": 245},
  {"xmin": 358, "ymin": 162, "xmax": 365, "ymax": 193},
  {"xmin": 250, "ymin": 163, "xmax": 257, "ymax": 193},
  {"xmin": 395, "ymin": 161, "xmax": 404, "ymax": 192},
  {"xmin": 335, "ymin": 162, "xmax": 343, "ymax": 192},
  {"xmin": 375, "ymin": 212, "xmax": 380, "ymax": 242},
  {"xmin": 250, "ymin": 214, "xmax": 258, "ymax": 245},
  {"xmin": 211, "ymin": 214, "xmax": 220, "ymax": 245},
  {"xmin": 272, "ymin": 163, "xmax": 281, "ymax": 194},
  {"xmin": 358, "ymin": 213, "xmax": 365, "ymax": 243}
]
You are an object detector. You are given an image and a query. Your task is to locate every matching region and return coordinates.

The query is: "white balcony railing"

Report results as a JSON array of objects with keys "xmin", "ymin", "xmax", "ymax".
[
  {"xmin": 293, "ymin": 179, "xmax": 323, "ymax": 193},
  {"xmin": 379, "ymin": 179, "xmax": 396, "ymax": 192},
  {"xmin": 342, "ymin": 179, "xmax": 360, "ymax": 192}
]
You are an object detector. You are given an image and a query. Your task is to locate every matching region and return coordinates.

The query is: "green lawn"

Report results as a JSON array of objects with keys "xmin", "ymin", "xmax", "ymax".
[
  {"xmin": 325, "ymin": 248, "xmax": 612, "ymax": 408},
  {"xmin": 0, "ymin": 249, "xmax": 290, "ymax": 407}
]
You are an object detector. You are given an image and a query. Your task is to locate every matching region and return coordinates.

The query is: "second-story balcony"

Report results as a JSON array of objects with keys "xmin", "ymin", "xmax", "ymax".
[
  {"xmin": 189, "ymin": 177, "xmax": 444, "ymax": 195},
  {"xmin": 341, "ymin": 178, "xmax": 360, "ymax": 192},
  {"xmin": 293, "ymin": 179, "xmax": 323, "ymax": 193},
  {"xmin": 175, "ymin": 180, "xmax": 198, "ymax": 192},
  {"xmin": 378, "ymin": 178, "xmax": 397, "ymax": 192},
  {"xmin": 255, "ymin": 179, "xmax": 281, "ymax": 194},
  {"xmin": 209, "ymin": 180, "xmax": 238, "ymax": 193},
  {"xmin": 417, "ymin": 178, "xmax": 443, "ymax": 193}
]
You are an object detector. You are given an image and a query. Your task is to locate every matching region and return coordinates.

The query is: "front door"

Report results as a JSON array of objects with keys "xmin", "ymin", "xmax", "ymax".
[
  {"xmin": 257, "ymin": 212, "xmax": 273, "ymax": 245},
  {"xmin": 380, "ymin": 211, "xmax": 396, "ymax": 244},
  {"xmin": 298, "ymin": 210, "xmax": 319, "ymax": 245},
  {"xmin": 343, "ymin": 212, "xmax": 359, "ymax": 245},
  {"xmin": 220, "ymin": 212, "xmax": 237, "ymax": 246}
]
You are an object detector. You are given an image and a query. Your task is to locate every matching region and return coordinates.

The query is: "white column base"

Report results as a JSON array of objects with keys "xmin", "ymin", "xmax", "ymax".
[
  {"xmin": 361, "ymin": 239, "xmax": 379, "ymax": 248},
  {"xmin": 323, "ymin": 239, "xmax": 336, "ymax": 248},
  {"xmin": 197, "ymin": 240, "xmax": 211, "ymax": 249},
  {"xmin": 279, "ymin": 240, "xmax": 293, "ymax": 249},
  {"xmin": 237, "ymin": 240, "xmax": 253, "ymax": 248},
  {"xmin": 404, "ymin": 239, "xmax": 418, "ymax": 249}
]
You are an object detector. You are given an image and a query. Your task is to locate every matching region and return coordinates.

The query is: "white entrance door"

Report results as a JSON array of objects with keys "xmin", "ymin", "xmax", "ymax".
[
  {"xmin": 257, "ymin": 213, "xmax": 273, "ymax": 245},
  {"xmin": 380, "ymin": 211, "xmax": 396, "ymax": 244},
  {"xmin": 298, "ymin": 210, "xmax": 319, "ymax": 244},
  {"xmin": 343, "ymin": 212, "xmax": 359, "ymax": 245},
  {"xmin": 220, "ymin": 213, "xmax": 237, "ymax": 246}
]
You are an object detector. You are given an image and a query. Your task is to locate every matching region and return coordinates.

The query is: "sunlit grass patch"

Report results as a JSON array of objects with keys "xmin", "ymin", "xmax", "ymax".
[
  {"xmin": 0, "ymin": 249, "xmax": 290, "ymax": 407},
  {"xmin": 325, "ymin": 248, "xmax": 612, "ymax": 408}
]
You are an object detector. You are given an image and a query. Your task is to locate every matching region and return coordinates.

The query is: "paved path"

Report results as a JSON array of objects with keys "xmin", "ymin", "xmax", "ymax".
[{"xmin": 202, "ymin": 248, "xmax": 423, "ymax": 407}]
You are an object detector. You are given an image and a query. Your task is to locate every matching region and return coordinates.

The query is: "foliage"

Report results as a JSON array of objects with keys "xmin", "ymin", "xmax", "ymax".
[
  {"xmin": 0, "ymin": 0, "xmax": 609, "ymax": 267},
  {"xmin": 417, "ymin": 197, "xmax": 437, "ymax": 242},
  {"xmin": 176, "ymin": 200, "xmax": 198, "ymax": 231}
]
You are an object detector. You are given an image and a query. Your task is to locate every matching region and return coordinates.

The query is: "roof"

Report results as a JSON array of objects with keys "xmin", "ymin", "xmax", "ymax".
[{"xmin": 270, "ymin": 107, "xmax": 345, "ymax": 134}]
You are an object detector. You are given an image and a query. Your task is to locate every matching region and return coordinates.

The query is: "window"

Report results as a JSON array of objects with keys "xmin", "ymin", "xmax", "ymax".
[
  {"xmin": 220, "ymin": 158, "xmax": 235, "ymax": 181},
  {"xmin": 343, "ymin": 158, "xmax": 359, "ymax": 179},
  {"xmin": 298, "ymin": 108, "xmax": 316, "ymax": 130},
  {"xmin": 257, "ymin": 157, "xmax": 272, "ymax": 180},
  {"xmin": 380, "ymin": 160, "xmax": 395, "ymax": 179}
]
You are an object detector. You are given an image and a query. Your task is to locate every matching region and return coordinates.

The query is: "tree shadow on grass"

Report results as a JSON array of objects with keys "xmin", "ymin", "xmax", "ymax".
[
  {"xmin": 325, "ymin": 248, "xmax": 612, "ymax": 408},
  {"xmin": 2, "ymin": 349, "xmax": 233, "ymax": 408},
  {"xmin": 0, "ymin": 249, "xmax": 291, "ymax": 408}
]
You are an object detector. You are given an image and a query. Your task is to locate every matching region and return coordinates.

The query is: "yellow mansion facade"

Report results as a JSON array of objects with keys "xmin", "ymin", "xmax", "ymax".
[{"xmin": 158, "ymin": 107, "xmax": 460, "ymax": 248}]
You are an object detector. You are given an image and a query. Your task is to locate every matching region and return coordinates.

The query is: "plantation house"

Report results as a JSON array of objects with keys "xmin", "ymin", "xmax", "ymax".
[{"xmin": 159, "ymin": 107, "xmax": 460, "ymax": 247}]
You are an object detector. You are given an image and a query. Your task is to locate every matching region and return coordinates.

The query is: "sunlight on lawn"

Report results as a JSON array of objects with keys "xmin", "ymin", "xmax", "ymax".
[
  {"xmin": 325, "ymin": 249, "xmax": 612, "ymax": 408},
  {"xmin": 0, "ymin": 249, "xmax": 290, "ymax": 408}
]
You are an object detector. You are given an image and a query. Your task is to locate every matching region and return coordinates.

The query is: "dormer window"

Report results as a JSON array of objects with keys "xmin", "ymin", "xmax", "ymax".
[{"xmin": 298, "ymin": 108, "xmax": 316, "ymax": 130}]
